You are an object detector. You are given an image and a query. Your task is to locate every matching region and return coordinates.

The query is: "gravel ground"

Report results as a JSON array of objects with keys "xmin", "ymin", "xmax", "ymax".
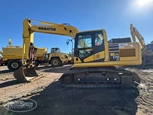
[{"xmin": 0, "ymin": 65, "xmax": 153, "ymax": 115}]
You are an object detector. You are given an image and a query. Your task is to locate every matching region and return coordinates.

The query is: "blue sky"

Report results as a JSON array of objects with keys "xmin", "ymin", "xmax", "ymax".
[{"xmin": 0, "ymin": 0, "xmax": 153, "ymax": 54}]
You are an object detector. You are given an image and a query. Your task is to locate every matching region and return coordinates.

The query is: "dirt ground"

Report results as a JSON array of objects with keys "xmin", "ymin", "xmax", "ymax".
[{"xmin": 0, "ymin": 65, "xmax": 153, "ymax": 115}]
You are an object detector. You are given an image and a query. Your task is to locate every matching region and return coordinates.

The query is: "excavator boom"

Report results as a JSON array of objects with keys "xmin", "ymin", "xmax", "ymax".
[
  {"xmin": 14, "ymin": 18, "xmax": 79, "ymax": 82},
  {"xmin": 22, "ymin": 18, "xmax": 79, "ymax": 60},
  {"xmin": 130, "ymin": 24, "xmax": 145, "ymax": 49}
]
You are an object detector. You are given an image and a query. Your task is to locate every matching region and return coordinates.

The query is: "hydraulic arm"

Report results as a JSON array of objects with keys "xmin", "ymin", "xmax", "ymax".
[
  {"xmin": 14, "ymin": 18, "xmax": 79, "ymax": 82},
  {"xmin": 22, "ymin": 18, "xmax": 79, "ymax": 61},
  {"xmin": 130, "ymin": 24, "xmax": 145, "ymax": 49}
]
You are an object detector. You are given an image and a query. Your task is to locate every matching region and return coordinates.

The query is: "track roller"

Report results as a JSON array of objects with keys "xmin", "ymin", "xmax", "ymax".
[
  {"xmin": 13, "ymin": 66, "xmax": 38, "ymax": 82},
  {"xmin": 61, "ymin": 74, "xmax": 74, "ymax": 84}
]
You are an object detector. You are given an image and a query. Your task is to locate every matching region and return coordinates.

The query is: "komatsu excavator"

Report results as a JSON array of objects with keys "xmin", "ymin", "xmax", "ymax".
[{"xmin": 14, "ymin": 18, "xmax": 143, "ymax": 87}]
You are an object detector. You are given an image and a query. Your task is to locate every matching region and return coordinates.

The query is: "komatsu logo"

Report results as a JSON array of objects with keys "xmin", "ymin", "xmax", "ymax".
[{"xmin": 38, "ymin": 27, "xmax": 56, "ymax": 31}]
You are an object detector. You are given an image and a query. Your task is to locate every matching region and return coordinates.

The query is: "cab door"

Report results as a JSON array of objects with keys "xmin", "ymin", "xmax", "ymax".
[{"xmin": 74, "ymin": 32, "xmax": 94, "ymax": 63}]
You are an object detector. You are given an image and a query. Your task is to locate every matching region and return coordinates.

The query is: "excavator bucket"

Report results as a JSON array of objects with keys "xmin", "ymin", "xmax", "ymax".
[
  {"xmin": 13, "ymin": 66, "xmax": 38, "ymax": 82},
  {"xmin": 13, "ymin": 43, "xmax": 39, "ymax": 82}
]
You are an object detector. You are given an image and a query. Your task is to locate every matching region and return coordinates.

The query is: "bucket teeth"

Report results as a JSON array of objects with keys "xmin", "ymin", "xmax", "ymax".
[{"xmin": 13, "ymin": 66, "xmax": 38, "ymax": 82}]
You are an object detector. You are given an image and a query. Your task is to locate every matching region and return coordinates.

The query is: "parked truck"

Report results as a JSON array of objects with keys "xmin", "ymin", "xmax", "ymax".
[
  {"xmin": 0, "ymin": 39, "xmax": 72, "ymax": 71},
  {"xmin": 0, "ymin": 43, "xmax": 47, "ymax": 71}
]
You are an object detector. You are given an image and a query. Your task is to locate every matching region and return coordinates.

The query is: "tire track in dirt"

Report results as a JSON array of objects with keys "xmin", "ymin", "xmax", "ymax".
[
  {"xmin": 0, "ymin": 65, "xmax": 66, "ymax": 105},
  {"xmin": 128, "ymin": 68, "xmax": 153, "ymax": 114}
]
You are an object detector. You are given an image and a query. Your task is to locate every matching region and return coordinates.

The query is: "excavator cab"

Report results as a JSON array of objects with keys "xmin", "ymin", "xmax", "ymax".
[{"xmin": 74, "ymin": 30, "xmax": 105, "ymax": 63}]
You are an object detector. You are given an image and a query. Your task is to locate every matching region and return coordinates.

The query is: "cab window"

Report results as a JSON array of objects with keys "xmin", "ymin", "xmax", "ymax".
[
  {"xmin": 77, "ymin": 35, "xmax": 92, "ymax": 48},
  {"xmin": 95, "ymin": 33, "xmax": 104, "ymax": 47},
  {"xmin": 51, "ymin": 48, "xmax": 60, "ymax": 53}
]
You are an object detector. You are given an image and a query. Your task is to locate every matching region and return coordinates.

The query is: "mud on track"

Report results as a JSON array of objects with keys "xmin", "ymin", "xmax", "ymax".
[{"xmin": 0, "ymin": 65, "xmax": 153, "ymax": 115}]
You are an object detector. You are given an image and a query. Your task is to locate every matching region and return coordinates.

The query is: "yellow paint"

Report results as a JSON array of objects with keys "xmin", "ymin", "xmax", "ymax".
[{"xmin": 74, "ymin": 60, "xmax": 142, "ymax": 68}]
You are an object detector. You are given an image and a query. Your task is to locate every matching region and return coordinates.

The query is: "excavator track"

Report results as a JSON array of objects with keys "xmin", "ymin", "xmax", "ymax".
[{"xmin": 60, "ymin": 67, "xmax": 140, "ymax": 88}]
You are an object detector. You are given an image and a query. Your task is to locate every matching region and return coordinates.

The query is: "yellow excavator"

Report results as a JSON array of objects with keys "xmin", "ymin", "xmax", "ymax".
[
  {"xmin": 14, "ymin": 18, "xmax": 143, "ymax": 87},
  {"xmin": 109, "ymin": 24, "xmax": 153, "ymax": 67}
]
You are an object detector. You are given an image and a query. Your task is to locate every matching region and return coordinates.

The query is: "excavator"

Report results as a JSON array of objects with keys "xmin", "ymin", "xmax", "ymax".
[
  {"xmin": 13, "ymin": 18, "xmax": 143, "ymax": 87},
  {"xmin": 109, "ymin": 24, "xmax": 153, "ymax": 67}
]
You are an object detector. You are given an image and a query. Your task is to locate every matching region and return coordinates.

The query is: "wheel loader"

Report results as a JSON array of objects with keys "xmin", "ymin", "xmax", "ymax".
[
  {"xmin": 36, "ymin": 47, "xmax": 73, "ymax": 67},
  {"xmin": 13, "ymin": 18, "xmax": 142, "ymax": 88}
]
